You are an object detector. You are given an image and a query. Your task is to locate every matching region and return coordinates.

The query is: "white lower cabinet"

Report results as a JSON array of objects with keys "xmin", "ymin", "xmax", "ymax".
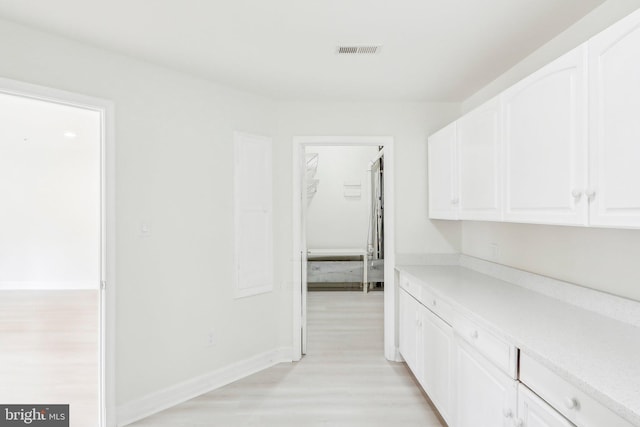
[
  {"xmin": 399, "ymin": 286, "xmax": 454, "ymax": 424},
  {"xmin": 519, "ymin": 353, "xmax": 634, "ymax": 427},
  {"xmin": 398, "ymin": 271, "xmax": 636, "ymax": 427},
  {"xmin": 453, "ymin": 337, "xmax": 517, "ymax": 427},
  {"xmin": 398, "ymin": 288, "xmax": 421, "ymax": 376},
  {"xmin": 516, "ymin": 384, "xmax": 575, "ymax": 427},
  {"xmin": 420, "ymin": 303, "xmax": 454, "ymax": 424}
]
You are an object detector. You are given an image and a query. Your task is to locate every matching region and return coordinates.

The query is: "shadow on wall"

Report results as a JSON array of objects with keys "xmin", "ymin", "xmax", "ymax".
[{"xmin": 431, "ymin": 219, "xmax": 463, "ymax": 252}]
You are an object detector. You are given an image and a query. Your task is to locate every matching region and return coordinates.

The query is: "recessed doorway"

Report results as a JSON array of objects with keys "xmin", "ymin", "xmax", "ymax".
[
  {"xmin": 0, "ymin": 78, "xmax": 114, "ymax": 427},
  {"xmin": 292, "ymin": 136, "xmax": 396, "ymax": 361}
]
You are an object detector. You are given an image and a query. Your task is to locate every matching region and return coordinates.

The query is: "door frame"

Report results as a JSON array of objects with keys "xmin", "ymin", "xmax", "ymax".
[
  {"xmin": 292, "ymin": 136, "xmax": 396, "ymax": 361},
  {"xmin": 0, "ymin": 77, "xmax": 116, "ymax": 427}
]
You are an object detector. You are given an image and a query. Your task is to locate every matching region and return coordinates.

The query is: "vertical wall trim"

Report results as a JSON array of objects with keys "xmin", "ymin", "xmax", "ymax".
[{"xmin": 233, "ymin": 132, "xmax": 274, "ymax": 298}]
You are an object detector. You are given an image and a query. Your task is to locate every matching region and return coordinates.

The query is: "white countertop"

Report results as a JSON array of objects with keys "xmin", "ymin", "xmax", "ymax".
[{"xmin": 396, "ymin": 264, "xmax": 640, "ymax": 426}]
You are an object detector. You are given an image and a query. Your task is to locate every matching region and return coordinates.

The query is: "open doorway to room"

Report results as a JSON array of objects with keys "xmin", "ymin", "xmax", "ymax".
[
  {"xmin": 0, "ymin": 79, "xmax": 114, "ymax": 427},
  {"xmin": 305, "ymin": 145, "xmax": 384, "ymax": 292},
  {"xmin": 292, "ymin": 136, "xmax": 396, "ymax": 361}
]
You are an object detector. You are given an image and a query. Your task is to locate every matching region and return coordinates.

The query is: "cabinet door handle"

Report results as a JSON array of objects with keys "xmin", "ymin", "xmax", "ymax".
[
  {"xmin": 502, "ymin": 408, "xmax": 513, "ymax": 418},
  {"xmin": 571, "ymin": 189, "xmax": 583, "ymax": 199},
  {"xmin": 470, "ymin": 330, "xmax": 479, "ymax": 340},
  {"xmin": 513, "ymin": 419, "xmax": 524, "ymax": 427},
  {"xmin": 564, "ymin": 397, "xmax": 579, "ymax": 410},
  {"xmin": 432, "ymin": 299, "xmax": 437, "ymax": 307},
  {"xmin": 585, "ymin": 189, "xmax": 596, "ymax": 201},
  {"xmin": 451, "ymin": 197, "xmax": 459, "ymax": 205}
]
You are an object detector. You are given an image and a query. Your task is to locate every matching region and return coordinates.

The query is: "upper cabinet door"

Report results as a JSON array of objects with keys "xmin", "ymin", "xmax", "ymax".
[
  {"xmin": 458, "ymin": 97, "xmax": 502, "ymax": 221},
  {"xmin": 428, "ymin": 122, "xmax": 458, "ymax": 220},
  {"xmin": 588, "ymin": 9, "xmax": 640, "ymax": 228},
  {"xmin": 502, "ymin": 45, "xmax": 588, "ymax": 226}
]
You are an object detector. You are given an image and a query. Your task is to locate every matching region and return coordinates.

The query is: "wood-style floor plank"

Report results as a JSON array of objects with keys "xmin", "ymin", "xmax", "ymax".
[
  {"xmin": 130, "ymin": 291, "xmax": 446, "ymax": 427},
  {"xmin": 0, "ymin": 290, "xmax": 100, "ymax": 427}
]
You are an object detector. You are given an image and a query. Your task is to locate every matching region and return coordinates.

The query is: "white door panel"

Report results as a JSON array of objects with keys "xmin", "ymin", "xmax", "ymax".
[
  {"xmin": 588, "ymin": 8, "xmax": 640, "ymax": 228},
  {"xmin": 502, "ymin": 45, "xmax": 588, "ymax": 226}
]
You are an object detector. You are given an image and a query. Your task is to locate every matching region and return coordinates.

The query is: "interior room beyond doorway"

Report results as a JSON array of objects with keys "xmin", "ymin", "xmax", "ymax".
[{"xmin": 305, "ymin": 145, "xmax": 384, "ymax": 292}]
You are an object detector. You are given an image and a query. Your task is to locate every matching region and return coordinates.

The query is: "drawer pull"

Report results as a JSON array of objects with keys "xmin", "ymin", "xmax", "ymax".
[
  {"xmin": 564, "ymin": 397, "xmax": 580, "ymax": 410},
  {"xmin": 470, "ymin": 330, "xmax": 479, "ymax": 340}
]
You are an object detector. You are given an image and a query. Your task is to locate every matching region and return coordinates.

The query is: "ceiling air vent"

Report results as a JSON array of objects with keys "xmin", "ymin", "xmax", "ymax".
[{"xmin": 336, "ymin": 45, "xmax": 382, "ymax": 55}]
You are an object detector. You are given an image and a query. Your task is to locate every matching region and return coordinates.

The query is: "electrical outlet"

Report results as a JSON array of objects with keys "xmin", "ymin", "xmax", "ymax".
[
  {"xmin": 206, "ymin": 331, "xmax": 215, "ymax": 346},
  {"xmin": 139, "ymin": 221, "xmax": 151, "ymax": 238}
]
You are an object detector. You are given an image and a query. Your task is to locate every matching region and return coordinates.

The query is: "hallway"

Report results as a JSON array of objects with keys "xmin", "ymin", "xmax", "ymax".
[{"xmin": 130, "ymin": 291, "xmax": 445, "ymax": 426}]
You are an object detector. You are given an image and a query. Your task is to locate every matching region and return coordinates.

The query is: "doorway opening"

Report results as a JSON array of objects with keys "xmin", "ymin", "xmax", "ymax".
[
  {"xmin": 292, "ymin": 136, "xmax": 396, "ymax": 361},
  {"xmin": 0, "ymin": 78, "xmax": 114, "ymax": 427},
  {"xmin": 305, "ymin": 145, "xmax": 384, "ymax": 292}
]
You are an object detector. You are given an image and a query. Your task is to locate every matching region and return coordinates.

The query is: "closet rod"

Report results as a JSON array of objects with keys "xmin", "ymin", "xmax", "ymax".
[{"xmin": 368, "ymin": 148, "xmax": 384, "ymax": 168}]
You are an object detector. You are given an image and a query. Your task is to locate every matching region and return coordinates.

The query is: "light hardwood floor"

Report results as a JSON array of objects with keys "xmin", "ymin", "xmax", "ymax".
[
  {"xmin": 0, "ymin": 290, "xmax": 100, "ymax": 427},
  {"xmin": 130, "ymin": 291, "xmax": 446, "ymax": 427}
]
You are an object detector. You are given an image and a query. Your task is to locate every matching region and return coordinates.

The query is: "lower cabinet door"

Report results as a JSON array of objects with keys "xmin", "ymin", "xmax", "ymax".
[
  {"xmin": 399, "ymin": 289, "xmax": 421, "ymax": 375},
  {"xmin": 421, "ymin": 305, "xmax": 454, "ymax": 424},
  {"xmin": 454, "ymin": 337, "xmax": 517, "ymax": 427},
  {"xmin": 516, "ymin": 384, "xmax": 575, "ymax": 427}
]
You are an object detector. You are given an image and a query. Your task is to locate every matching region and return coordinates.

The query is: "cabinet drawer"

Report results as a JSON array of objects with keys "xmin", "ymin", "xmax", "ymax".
[
  {"xmin": 520, "ymin": 353, "xmax": 634, "ymax": 427},
  {"xmin": 399, "ymin": 273, "xmax": 422, "ymax": 301},
  {"xmin": 420, "ymin": 287, "xmax": 453, "ymax": 325},
  {"xmin": 518, "ymin": 383, "xmax": 575, "ymax": 427},
  {"xmin": 453, "ymin": 313, "xmax": 517, "ymax": 378}
]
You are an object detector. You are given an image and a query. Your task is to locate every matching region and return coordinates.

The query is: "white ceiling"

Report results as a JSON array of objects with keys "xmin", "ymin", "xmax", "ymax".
[{"xmin": 0, "ymin": 0, "xmax": 605, "ymax": 102}]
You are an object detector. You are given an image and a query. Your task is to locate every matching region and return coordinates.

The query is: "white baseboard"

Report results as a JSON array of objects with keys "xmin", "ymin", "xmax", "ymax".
[
  {"xmin": 116, "ymin": 346, "xmax": 293, "ymax": 426},
  {"xmin": 393, "ymin": 347, "xmax": 404, "ymax": 363}
]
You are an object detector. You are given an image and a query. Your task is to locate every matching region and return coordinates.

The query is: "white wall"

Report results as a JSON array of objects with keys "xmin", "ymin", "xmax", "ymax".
[
  {"xmin": 305, "ymin": 146, "xmax": 379, "ymax": 250},
  {"xmin": 460, "ymin": 0, "xmax": 640, "ymax": 302},
  {"xmin": 0, "ymin": 16, "xmax": 462, "ymax": 416},
  {"xmin": 273, "ymin": 101, "xmax": 462, "ymax": 347},
  {"xmin": 0, "ymin": 17, "xmax": 281, "ymax": 408},
  {"xmin": 0, "ymin": 93, "xmax": 101, "ymax": 288},
  {"xmin": 463, "ymin": 0, "xmax": 640, "ymax": 112}
]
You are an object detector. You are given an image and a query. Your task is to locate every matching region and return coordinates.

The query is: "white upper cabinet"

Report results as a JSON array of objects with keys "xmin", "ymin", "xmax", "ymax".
[
  {"xmin": 428, "ymin": 122, "xmax": 459, "ymax": 219},
  {"xmin": 458, "ymin": 97, "xmax": 502, "ymax": 221},
  {"xmin": 502, "ymin": 45, "xmax": 588, "ymax": 226},
  {"xmin": 426, "ymin": 9, "xmax": 640, "ymax": 229},
  {"xmin": 588, "ymin": 8, "xmax": 640, "ymax": 228}
]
